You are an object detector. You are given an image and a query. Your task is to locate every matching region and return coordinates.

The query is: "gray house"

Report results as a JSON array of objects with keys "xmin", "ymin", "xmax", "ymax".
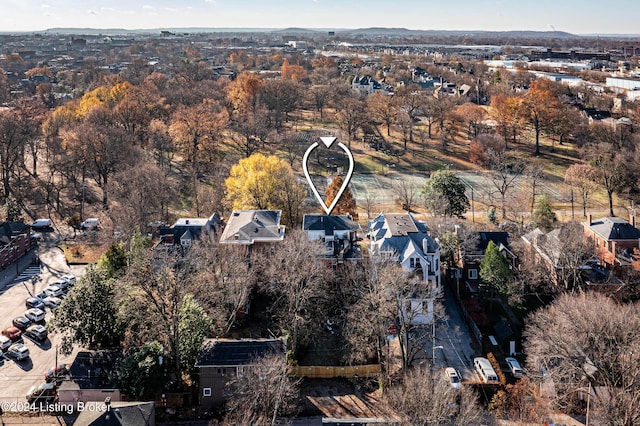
[{"xmin": 195, "ymin": 338, "xmax": 286, "ymax": 408}]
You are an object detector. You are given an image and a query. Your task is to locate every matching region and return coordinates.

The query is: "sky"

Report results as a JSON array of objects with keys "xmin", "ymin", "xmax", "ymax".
[{"xmin": 1, "ymin": 0, "xmax": 638, "ymax": 35}]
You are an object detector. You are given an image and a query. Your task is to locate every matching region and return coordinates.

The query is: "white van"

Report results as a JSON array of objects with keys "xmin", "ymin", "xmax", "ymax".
[
  {"xmin": 474, "ymin": 357, "xmax": 499, "ymax": 383},
  {"xmin": 81, "ymin": 218, "xmax": 99, "ymax": 229},
  {"xmin": 31, "ymin": 219, "xmax": 52, "ymax": 229}
]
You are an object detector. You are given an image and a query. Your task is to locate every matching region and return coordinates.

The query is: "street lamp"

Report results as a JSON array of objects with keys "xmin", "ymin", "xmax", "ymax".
[{"xmin": 432, "ymin": 345, "xmax": 443, "ymax": 370}]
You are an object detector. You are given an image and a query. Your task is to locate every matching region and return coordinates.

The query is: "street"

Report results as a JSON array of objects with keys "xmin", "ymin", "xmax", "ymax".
[
  {"xmin": 433, "ymin": 284, "xmax": 481, "ymax": 383},
  {"xmin": 0, "ymin": 232, "xmax": 86, "ymax": 406}
]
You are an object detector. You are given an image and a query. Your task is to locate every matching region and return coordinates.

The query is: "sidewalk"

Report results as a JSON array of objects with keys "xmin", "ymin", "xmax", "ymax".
[
  {"xmin": 0, "ymin": 413, "xmax": 73, "ymax": 425},
  {"xmin": 0, "ymin": 248, "xmax": 38, "ymax": 292}
]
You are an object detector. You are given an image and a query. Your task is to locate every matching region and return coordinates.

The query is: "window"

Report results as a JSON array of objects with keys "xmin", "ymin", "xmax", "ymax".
[
  {"xmin": 468, "ymin": 269, "xmax": 478, "ymax": 280},
  {"xmin": 217, "ymin": 368, "xmax": 226, "ymax": 376},
  {"xmin": 409, "ymin": 258, "xmax": 417, "ymax": 268},
  {"xmin": 203, "ymin": 388, "xmax": 212, "ymax": 397}
]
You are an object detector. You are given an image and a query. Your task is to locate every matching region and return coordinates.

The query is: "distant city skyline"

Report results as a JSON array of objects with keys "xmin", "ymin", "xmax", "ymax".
[{"xmin": 1, "ymin": 0, "xmax": 638, "ymax": 35}]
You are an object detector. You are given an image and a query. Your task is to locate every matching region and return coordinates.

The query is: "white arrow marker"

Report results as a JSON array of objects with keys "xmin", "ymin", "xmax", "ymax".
[{"xmin": 302, "ymin": 137, "xmax": 355, "ymax": 215}]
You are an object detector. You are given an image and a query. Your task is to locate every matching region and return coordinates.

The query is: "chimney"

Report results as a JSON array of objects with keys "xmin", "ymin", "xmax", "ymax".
[
  {"xmin": 630, "ymin": 211, "xmax": 636, "ymax": 228},
  {"xmin": 587, "ymin": 214, "xmax": 592, "ymax": 226}
]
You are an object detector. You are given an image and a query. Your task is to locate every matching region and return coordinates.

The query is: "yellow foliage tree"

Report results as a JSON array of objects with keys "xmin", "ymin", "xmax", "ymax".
[{"xmin": 225, "ymin": 153, "xmax": 307, "ymax": 226}]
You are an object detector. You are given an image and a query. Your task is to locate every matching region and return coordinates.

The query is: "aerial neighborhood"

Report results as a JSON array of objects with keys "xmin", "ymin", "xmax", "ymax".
[{"xmin": 1, "ymin": 22, "xmax": 640, "ymax": 425}]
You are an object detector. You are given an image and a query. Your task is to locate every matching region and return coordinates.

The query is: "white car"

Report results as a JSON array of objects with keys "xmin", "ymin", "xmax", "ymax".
[
  {"xmin": 444, "ymin": 367, "xmax": 462, "ymax": 390},
  {"xmin": 31, "ymin": 219, "xmax": 52, "ymax": 229},
  {"xmin": 43, "ymin": 296, "xmax": 61, "ymax": 309},
  {"xmin": 0, "ymin": 336, "xmax": 11, "ymax": 351},
  {"xmin": 7, "ymin": 343, "xmax": 30, "ymax": 360},
  {"xmin": 43, "ymin": 285, "xmax": 63, "ymax": 298},
  {"xmin": 25, "ymin": 325, "xmax": 48, "ymax": 342},
  {"xmin": 505, "ymin": 357, "xmax": 523, "ymax": 378},
  {"xmin": 25, "ymin": 308, "xmax": 46, "ymax": 323},
  {"xmin": 60, "ymin": 274, "xmax": 77, "ymax": 286}
]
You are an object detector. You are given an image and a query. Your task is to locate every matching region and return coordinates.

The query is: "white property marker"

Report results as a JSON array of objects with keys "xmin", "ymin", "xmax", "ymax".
[{"xmin": 302, "ymin": 137, "xmax": 355, "ymax": 215}]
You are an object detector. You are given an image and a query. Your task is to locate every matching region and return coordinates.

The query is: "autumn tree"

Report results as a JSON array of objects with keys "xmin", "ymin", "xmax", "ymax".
[
  {"xmin": 490, "ymin": 93, "xmax": 525, "ymax": 148},
  {"xmin": 281, "ymin": 59, "xmax": 307, "ymax": 82},
  {"xmin": 325, "ymin": 175, "xmax": 356, "ymax": 216},
  {"xmin": 261, "ymin": 79, "xmax": 300, "ymax": 129},
  {"xmin": 422, "ymin": 169, "xmax": 470, "ymax": 218},
  {"xmin": 169, "ymin": 99, "xmax": 228, "ymax": 213},
  {"xmin": 308, "ymin": 84, "xmax": 331, "ymax": 119},
  {"xmin": 367, "ymin": 91, "xmax": 398, "ymax": 136},
  {"xmin": 0, "ymin": 106, "xmax": 38, "ymax": 199},
  {"xmin": 457, "ymin": 102, "xmax": 486, "ymax": 139},
  {"xmin": 225, "ymin": 153, "xmax": 306, "ymax": 226},
  {"xmin": 336, "ymin": 96, "xmax": 367, "ymax": 146},
  {"xmin": 225, "ymin": 71, "xmax": 263, "ymax": 115},
  {"xmin": 520, "ymin": 79, "xmax": 563, "ymax": 155}
]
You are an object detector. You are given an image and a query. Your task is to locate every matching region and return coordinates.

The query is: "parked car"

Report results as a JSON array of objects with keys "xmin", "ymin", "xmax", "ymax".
[
  {"xmin": 26, "ymin": 383, "xmax": 56, "ymax": 404},
  {"xmin": 34, "ymin": 291, "xmax": 47, "ymax": 300},
  {"xmin": 7, "ymin": 343, "xmax": 29, "ymax": 360},
  {"xmin": 474, "ymin": 357, "xmax": 499, "ymax": 383},
  {"xmin": 0, "ymin": 335, "xmax": 12, "ymax": 351},
  {"xmin": 51, "ymin": 279, "xmax": 70, "ymax": 292},
  {"xmin": 444, "ymin": 367, "xmax": 462, "ymax": 390},
  {"xmin": 30, "ymin": 218, "xmax": 52, "ymax": 229},
  {"xmin": 12, "ymin": 316, "xmax": 32, "ymax": 331},
  {"xmin": 25, "ymin": 325, "xmax": 48, "ymax": 342},
  {"xmin": 43, "ymin": 285, "xmax": 63, "ymax": 298},
  {"xmin": 45, "ymin": 364, "xmax": 70, "ymax": 383},
  {"xmin": 60, "ymin": 274, "xmax": 77, "ymax": 286},
  {"xmin": 25, "ymin": 308, "xmax": 46, "ymax": 323},
  {"xmin": 81, "ymin": 218, "xmax": 99, "ymax": 229},
  {"xmin": 42, "ymin": 296, "xmax": 61, "ymax": 309},
  {"xmin": 505, "ymin": 357, "xmax": 524, "ymax": 378},
  {"xmin": 26, "ymin": 297, "xmax": 45, "ymax": 310},
  {"xmin": 1, "ymin": 326, "xmax": 23, "ymax": 341}
]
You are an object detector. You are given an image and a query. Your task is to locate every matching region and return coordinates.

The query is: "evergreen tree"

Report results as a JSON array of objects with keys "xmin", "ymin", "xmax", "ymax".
[
  {"xmin": 480, "ymin": 240, "xmax": 513, "ymax": 296},
  {"xmin": 532, "ymin": 195, "xmax": 557, "ymax": 231},
  {"xmin": 422, "ymin": 170, "xmax": 470, "ymax": 218}
]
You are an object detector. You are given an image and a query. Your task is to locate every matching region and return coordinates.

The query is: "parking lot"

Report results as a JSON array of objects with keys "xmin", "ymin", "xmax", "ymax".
[{"xmin": 0, "ymin": 232, "xmax": 86, "ymax": 405}]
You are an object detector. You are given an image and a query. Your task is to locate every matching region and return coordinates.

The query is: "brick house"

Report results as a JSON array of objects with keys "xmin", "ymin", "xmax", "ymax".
[
  {"xmin": 0, "ymin": 221, "xmax": 32, "ymax": 271},
  {"xmin": 582, "ymin": 214, "xmax": 640, "ymax": 278}
]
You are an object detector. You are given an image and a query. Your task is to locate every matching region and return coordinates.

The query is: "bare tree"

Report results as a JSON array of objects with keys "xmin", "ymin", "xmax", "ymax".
[
  {"xmin": 485, "ymin": 149, "xmax": 527, "ymax": 219},
  {"xmin": 393, "ymin": 179, "xmax": 420, "ymax": 212},
  {"xmin": 524, "ymin": 293, "xmax": 640, "ymax": 425},
  {"xmin": 564, "ymin": 164, "xmax": 599, "ymax": 218},
  {"xmin": 224, "ymin": 353, "xmax": 299, "ymax": 426},
  {"xmin": 259, "ymin": 230, "xmax": 327, "ymax": 356},
  {"xmin": 386, "ymin": 366, "xmax": 488, "ymax": 425}
]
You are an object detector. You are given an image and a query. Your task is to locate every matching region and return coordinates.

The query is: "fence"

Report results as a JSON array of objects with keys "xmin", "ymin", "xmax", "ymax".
[{"xmin": 291, "ymin": 364, "xmax": 381, "ymax": 379}]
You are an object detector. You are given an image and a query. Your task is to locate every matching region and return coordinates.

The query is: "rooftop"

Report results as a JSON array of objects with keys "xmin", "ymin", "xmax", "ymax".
[{"xmin": 195, "ymin": 338, "xmax": 286, "ymax": 367}]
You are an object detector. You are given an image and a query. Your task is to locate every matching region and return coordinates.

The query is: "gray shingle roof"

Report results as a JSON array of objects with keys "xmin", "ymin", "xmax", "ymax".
[
  {"xmin": 584, "ymin": 217, "xmax": 640, "ymax": 241},
  {"xmin": 220, "ymin": 210, "xmax": 285, "ymax": 244},
  {"xmin": 195, "ymin": 338, "xmax": 286, "ymax": 367},
  {"xmin": 302, "ymin": 214, "xmax": 361, "ymax": 235}
]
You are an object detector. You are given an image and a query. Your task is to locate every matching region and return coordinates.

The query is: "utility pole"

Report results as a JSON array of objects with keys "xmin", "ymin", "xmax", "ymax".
[{"xmin": 570, "ymin": 189, "xmax": 574, "ymax": 220}]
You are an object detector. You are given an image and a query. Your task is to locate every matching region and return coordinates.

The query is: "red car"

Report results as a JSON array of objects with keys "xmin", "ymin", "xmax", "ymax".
[
  {"xmin": 1, "ymin": 326, "xmax": 22, "ymax": 341},
  {"xmin": 45, "ymin": 364, "xmax": 70, "ymax": 383}
]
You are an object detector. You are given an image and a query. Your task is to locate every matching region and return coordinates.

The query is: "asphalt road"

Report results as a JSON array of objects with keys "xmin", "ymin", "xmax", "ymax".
[
  {"xmin": 0, "ymin": 232, "xmax": 86, "ymax": 407},
  {"xmin": 433, "ymin": 284, "xmax": 481, "ymax": 383}
]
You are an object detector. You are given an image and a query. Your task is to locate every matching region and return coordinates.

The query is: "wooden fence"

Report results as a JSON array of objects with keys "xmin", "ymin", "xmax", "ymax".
[{"xmin": 291, "ymin": 364, "xmax": 381, "ymax": 379}]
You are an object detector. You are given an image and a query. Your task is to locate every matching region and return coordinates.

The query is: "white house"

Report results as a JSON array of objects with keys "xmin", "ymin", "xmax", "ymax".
[{"xmin": 368, "ymin": 213, "xmax": 441, "ymax": 290}]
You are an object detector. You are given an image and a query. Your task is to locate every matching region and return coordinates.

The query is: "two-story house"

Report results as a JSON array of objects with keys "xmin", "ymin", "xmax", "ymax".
[
  {"xmin": 157, "ymin": 213, "xmax": 222, "ymax": 249},
  {"xmin": 368, "ymin": 213, "xmax": 441, "ymax": 290},
  {"xmin": 461, "ymin": 232, "xmax": 517, "ymax": 293},
  {"xmin": 582, "ymin": 214, "xmax": 640, "ymax": 278},
  {"xmin": 302, "ymin": 214, "xmax": 362, "ymax": 260},
  {"xmin": 219, "ymin": 210, "xmax": 285, "ymax": 247}
]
